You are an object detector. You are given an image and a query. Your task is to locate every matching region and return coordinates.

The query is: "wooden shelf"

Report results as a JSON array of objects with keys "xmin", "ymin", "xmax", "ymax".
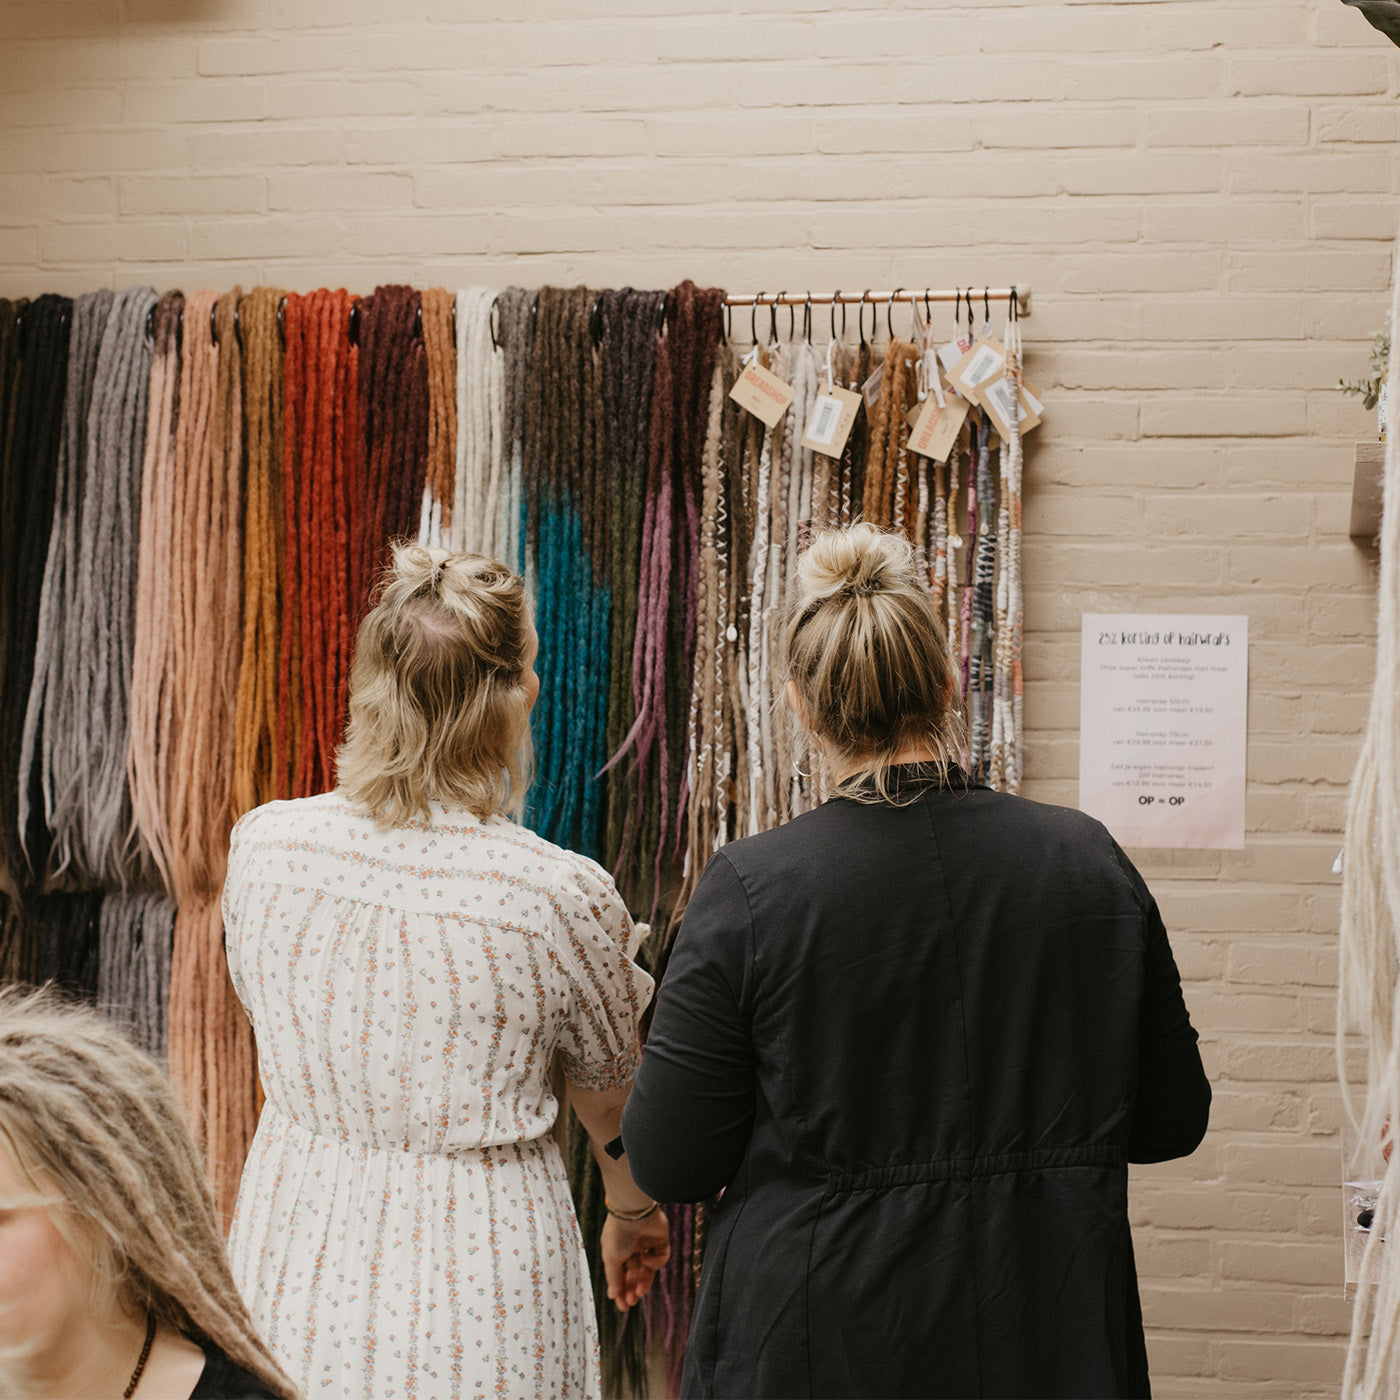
[{"xmin": 1351, "ymin": 440, "xmax": 1385, "ymax": 542}]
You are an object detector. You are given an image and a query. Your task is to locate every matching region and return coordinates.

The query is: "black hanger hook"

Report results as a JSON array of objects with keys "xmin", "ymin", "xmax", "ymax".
[
  {"xmin": 489, "ymin": 294, "xmax": 500, "ymax": 352},
  {"xmin": 1009, "ymin": 286, "xmax": 1019, "ymax": 323},
  {"xmin": 751, "ymin": 295, "xmax": 762, "ymax": 346},
  {"xmin": 983, "ymin": 287, "xmax": 990, "ymax": 325},
  {"xmin": 887, "ymin": 287, "xmax": 903, "ymax": 343},
  {"xmin": 802, "ymin": 292, "xmax": 813, "ymax": 342},
  {"xmin": 859, "ymin": 289, "xmax": 871, "ymax": 347},
  {"xmin": 770, "ymin": 291, "xmax": 785, "ymax": 344}
]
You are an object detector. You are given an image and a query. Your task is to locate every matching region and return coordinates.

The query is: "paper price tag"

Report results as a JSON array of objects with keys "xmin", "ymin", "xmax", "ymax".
[
  {"xmin": 937, "ymin": 336, "xmax": 972, "ymax": 374},
  {"xmin": 950, "ymin": 336, "xmax": 1006, "ymax": 406},
  {"xmin": 914, "ymin": 394, "xmax": 970, "ymax": 462},
  {"xmin": 801, "ymin": 385, "xmax": 862, "ymax": 458},
  {"xmin": 979, "ymin": 367, "xmax": 1043, "ymax": 440},
  {"xmin": 861, "ymin": 361, "xmax": 885, "ymax": 409},
  {"xmin": 729, "ymin": 361, "xmax": 795, "ymax": 428}
]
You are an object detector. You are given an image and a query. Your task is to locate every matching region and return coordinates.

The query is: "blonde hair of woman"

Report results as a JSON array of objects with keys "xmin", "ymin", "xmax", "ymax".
[
  {"xmin": 0, "ymin": 984, "xmax": 297, "ymax": 1399},
  {"xmin": 336, "ymin": 543, "xmax": 536, "ymax": 826},
  {"xmin": 785, "ymin": 521, "xmax": 965, "ymax": 794}
]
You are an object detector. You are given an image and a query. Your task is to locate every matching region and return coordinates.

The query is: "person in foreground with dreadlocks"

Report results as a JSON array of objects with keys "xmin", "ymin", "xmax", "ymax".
[
  {"xmin": 623, "ymin": 522, "xmax": 1210, "ymax": 1399},
  {"xmin": 0, "ymin": 985, "xmax": 297, "ymax": 1399},
  {"xmin": 222, "ymin": 543, "xmax": 667, "ymax": 1400}
]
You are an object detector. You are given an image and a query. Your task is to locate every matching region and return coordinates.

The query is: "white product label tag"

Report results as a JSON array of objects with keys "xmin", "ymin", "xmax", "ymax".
[{"xmin": 938, "ymin": 335, "xmax": 972, "ymax": 374}]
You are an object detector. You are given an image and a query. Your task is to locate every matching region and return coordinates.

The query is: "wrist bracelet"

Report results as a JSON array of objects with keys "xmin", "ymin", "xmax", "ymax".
[{"xmin": 605, "ymin": 1198, "xmax": 659, "ymax": 1222}]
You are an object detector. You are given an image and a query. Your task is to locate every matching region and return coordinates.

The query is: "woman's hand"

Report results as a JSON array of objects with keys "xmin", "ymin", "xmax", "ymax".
[{"xmin": 601, "ymin": 1208, "xmax": 671, "ymax": 1312}]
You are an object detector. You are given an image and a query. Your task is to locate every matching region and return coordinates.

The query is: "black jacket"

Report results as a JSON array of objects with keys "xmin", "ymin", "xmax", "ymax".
[{"xmin": 622, "ymin": 766, "xmax": 1210, "ymax": 1400}]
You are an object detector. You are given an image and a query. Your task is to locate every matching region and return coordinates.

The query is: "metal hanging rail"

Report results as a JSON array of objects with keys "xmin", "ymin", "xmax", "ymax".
[{"xmin": 720, "ymin": 287, "xmax": 1029, "ymax": 315}]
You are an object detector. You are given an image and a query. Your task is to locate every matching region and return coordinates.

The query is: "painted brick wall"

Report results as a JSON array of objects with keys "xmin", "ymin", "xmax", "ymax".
[{"xmin": 2, "ymin": 1, "xmax": 1395, "ymax": 1393}]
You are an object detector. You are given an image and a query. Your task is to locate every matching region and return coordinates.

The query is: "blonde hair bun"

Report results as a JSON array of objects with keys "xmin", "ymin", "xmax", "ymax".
[
  {"xmin": 797, "ymin": 520, "xmax": 915, "ymax": 604},
  {"xmin": 393, "ymin": 543, "xmax": 509, "ymax": 596},
  {"xmin": 785, "ymin": 523, "xmax": 964, "ymax": 795},
  {"xmin": 393, "ymin": 543, "xmax": 452, "ymax": 589}
]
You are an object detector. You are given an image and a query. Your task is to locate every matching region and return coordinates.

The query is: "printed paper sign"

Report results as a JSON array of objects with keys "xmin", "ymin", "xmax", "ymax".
[{"xmin": 1079, "ymin": 614, "xmax": 1248, "ymax": 849}]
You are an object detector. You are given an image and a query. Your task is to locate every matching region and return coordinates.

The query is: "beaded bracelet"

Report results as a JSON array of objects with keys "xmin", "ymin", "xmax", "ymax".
[{"xmin": 605, "ymin": 1198, "xmax": 659, "ymax": 1223}]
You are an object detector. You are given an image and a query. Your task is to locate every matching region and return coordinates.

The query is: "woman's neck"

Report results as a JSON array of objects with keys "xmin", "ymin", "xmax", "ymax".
[
  {"xmin": 827, "ymin": 740, "xmax": 941, "ymax": 785},
  {"xmin": 29, "ymin": 1306, "xmax": 207, "ymax": 1400},
  {"xmin": 27, "ymin": 1299, "xmax": 148, "ymax": 1399}
]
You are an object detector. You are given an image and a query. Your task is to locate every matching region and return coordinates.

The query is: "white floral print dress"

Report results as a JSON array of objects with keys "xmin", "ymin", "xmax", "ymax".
[{"xmin": 223, "ymin": 793, "xmax": 653, "ymax": 1400}]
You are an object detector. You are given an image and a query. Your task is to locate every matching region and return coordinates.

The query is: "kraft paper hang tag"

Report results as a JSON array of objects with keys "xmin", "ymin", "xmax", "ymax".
[
  {"xmin": 861, "ymin": 361, "xmax": 884, "ymax": 409},
  {"xmin": 729, "ymin": 360, "xmax": 795, "ymax": 428},
  {"xmin": 801, "ymin": 385, "xmax": 862, "ymax": 458},
  {"xmin": 979, "ymin": 366, "xmax": 1043, "ymax": 440},
  {"xmin": 950, "ymin": 336, "xmax": 1006, "ymax": 406},
  {"xmin": 916, "ymin": 393, "xmax": 970, "ymax": 463}
]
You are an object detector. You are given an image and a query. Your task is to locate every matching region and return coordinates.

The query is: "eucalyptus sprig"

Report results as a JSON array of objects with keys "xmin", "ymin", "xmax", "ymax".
[{"xmin": 1339, "ymin": 326, "xmax": 1391, "ymax": 413}]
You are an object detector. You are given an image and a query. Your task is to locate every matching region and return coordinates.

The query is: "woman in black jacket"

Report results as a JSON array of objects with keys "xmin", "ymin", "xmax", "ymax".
[{"xmin": 621, "ymin": 523, "xmax": 1210, "ymax": 1400}]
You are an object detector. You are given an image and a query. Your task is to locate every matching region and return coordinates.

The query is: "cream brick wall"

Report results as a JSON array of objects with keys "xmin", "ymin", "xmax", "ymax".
[{"xmin": 2, "ymin": 1, "xmax": 1395, "ymax": 1393}]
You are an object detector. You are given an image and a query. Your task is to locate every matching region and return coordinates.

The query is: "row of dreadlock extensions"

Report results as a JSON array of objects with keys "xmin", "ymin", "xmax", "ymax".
[{"xmin": 0, "ymin": 277, "xmax": 1032, "ymax": 1398}]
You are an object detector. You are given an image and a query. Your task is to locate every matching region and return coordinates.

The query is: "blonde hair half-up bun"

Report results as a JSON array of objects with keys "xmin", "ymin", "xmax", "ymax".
[
  {"xmin": 797, "ymin": 521, "xmax": 914, "ymax": 604},
  {"xmin": 336, "ymin": 541, "xmax": 534, "ymax": 826},
  {"xmin": 786, "ymin": 523, "xmax": 965, "ymax": 801}
]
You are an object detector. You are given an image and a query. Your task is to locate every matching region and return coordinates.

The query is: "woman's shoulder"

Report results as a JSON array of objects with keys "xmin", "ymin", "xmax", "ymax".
[
  {"xmin": 187, "ymin": 1343, "xmax": 280, "ymax": 1399},
  {"xmin": 231, "ymin": 790, "xmax": 347, "ymax": 846},
  {"xmin": 490, "ymin": 819, "xmax": 625, "ymax": 907}
]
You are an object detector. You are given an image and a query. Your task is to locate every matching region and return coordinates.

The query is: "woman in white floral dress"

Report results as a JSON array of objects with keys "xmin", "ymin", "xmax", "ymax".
[{"xmin": 224, "ymin": 545, "xmax": 669, "ymax": 1400}]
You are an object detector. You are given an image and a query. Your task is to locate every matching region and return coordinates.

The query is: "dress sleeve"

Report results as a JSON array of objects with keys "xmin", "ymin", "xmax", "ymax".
[
  {"xmin": 553, "ymin": 854, "xmax": 655, "ymax": 1092},
  {"xmin": 621, "ymin": 851, "xmax": 756, "ymax": 1204},
  {"xmin": 1113, "ymin": 844, "xmax": 1212, "ymax": 1163},
  {"xmin": 220, "ymin": 810, "xmax": 251, "ymax": 1005}
]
